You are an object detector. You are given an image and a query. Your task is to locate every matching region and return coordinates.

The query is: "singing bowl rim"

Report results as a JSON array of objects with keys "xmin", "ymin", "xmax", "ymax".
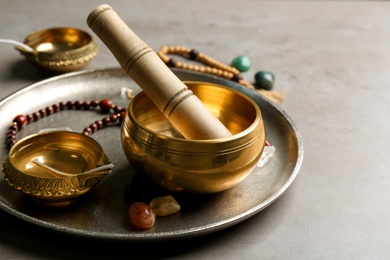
[{"xmin": 126, "ymin": 81, "xmax": 263, "ymax": 145}]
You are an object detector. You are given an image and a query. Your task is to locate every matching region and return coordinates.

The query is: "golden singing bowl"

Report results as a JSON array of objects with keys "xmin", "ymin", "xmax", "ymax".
[
  {"xmin": 17, "ymin": 27, "xmax": 98, "ymax": 72},
  {"xmin": 121, "ymin": 82, "xmax": 265, "ymax": 193},
  {"xmin": 2, "ymin": 131, "xmax": 113, "ymax": 207}
]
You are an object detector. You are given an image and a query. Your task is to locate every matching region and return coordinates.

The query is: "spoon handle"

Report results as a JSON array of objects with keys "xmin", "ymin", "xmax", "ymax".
[{"xmin": 0, "ymin": 38, "xmax": 34, "ymax": 52}]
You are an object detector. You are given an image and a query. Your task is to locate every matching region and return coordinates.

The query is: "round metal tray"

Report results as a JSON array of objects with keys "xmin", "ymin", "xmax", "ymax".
[{"xmin": 0, "ymin": 68, "xmax": 303, "ymax": 241}]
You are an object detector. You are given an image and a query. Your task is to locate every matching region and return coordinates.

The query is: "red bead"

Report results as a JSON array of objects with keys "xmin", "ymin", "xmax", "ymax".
[
  {"xmin": 82, "ymin": 101, "xmax": 91, "ymax": 110},
  {"xmin": 45, "ymin": 106, "xmax": 54, "ymax": 115},
  {"xmin": 26, "ymin": 114, "xmax": 34, "ymax": 123},
  {"xmin": 7, "ymin": 129, "xmax": 16, "ymax": 135},
  {"xmin": 113, "ymin": 106, "xmax": 123, "ymax": 113},
  {"xmin": 118, "ymin": 111, "xmax": 126, "ymax": 121},
  {"xmin": 90, "ymin": 123, "xmax": 98, "ymax": 131},
  {"xmin": 66, "ymin": 101, "xmax": 74, "ymax": 109},
  {"xmin": 91, "ymin": 100, "xmax": 99, "ymax": 108},
  {"xmin": 128, "ymin": 202, "xmax": 156, "ymax": 230},
  {"xmin": 33, "ymin": 112, "xmax": 41, "ymax": 121},
  {"xmin": 83, "ymin": 127, "xmax": 92, "ymax": 135},
  {"xmin": 95, "ymin": 120, "xmax": 103, "ymax": 129},
  {"xmin": 167, "ymin": 58, "xmax": 176, "ymax": 67},
  {"xmin": 52, "ymin": 104, "xmax": 61, "ymax": 112},
  {"xmin": 7, "ymin": 133, "xmax": 15, "ymax": 140},
  {"xmin": 74, "ymin": 101, "xmax": 82, "ymax": 110},
  {"xmin": 99, "ymin": 99, "xmax": 113, "ymax": 113},
  {"xmin": 13, "ymin": 115, "xmax": 27, "ymax": 129},
  {"xmin": 232, "ymin": 74, "xmax": 243, "ymax": 82},
  {"xmin": 39, "ymin": 109, "xmax": 47, "ymax": 117},
  {"xmin": 9, "ymin": 125, "xmax": 18, "ymax": 131},
  {"xmin": 189, "ymin": 49, "xmax": 199, "ymax": 60},
  {"xmin": 109, "ymin": 114, "xmax": 118, "ymax": 123},
  {"xmin": 102, "ymin": 117, "xmax": 111, "ymax": 126},
  {"xmin": 59, "ymin": 102, "xmax": 67, "ymax": 110},
  {"xmin": 7, "ymin": 138, "xmax": 16, "ymax": 147}
]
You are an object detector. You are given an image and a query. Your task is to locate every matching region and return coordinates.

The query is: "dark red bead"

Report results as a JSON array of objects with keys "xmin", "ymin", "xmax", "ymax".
[
  {"xmin": 74, "ymin": 101, "xmax": 82, "ymax": 110},
  {"xmin": 189, "ymin": 49, "xmax": 199, "ymax": 60},
  {"xmin": 52, "ymin": 103, "xmax": 61, "ymax": 112},
  {"xmin": 91, "ymin": 100, "xmax": 99, "ymax": 108},
  {"xmin": 95, "ymin": 120, "xmax": 103, "ymax": 129},
  {"xmin": 7, "ymin": 139, "xmax": 16, "ymax": 147},
  {"xmin": 83, "ymin": 127, "xmax": 92, "ymax": 135},
  {"xmin": 39, "ymin": 109, "xmax": 47, "ymax": 117},
  {"xmin": 7, "ymin": 129, "xmax": 16, "ymax": 135},
  {"xmin": 110, "ymin": 114, "xmax": 118, "ymax": 123},
  {"xmin": 232, "ymin": 74, "xmax": 243, "ymax": 82},
  {"xmin": 33, "ymin": 112, "xmax": 41, "ymax": 121},
  {"xmin": 13, "ymin": 115, "xmax": 27, "ymax": 128},
  {"xmin": 9, "ymin": 125, "xmax": 18, "ymax": 131},
  {"xmin": 102, "ymin": 117, "xmax": 111, "ymax": 126},
  {"xmin": 7, "ymin": 133, "xmax": 16, "ymax": 140},
  {"xmin": 167, "ymin": 58, "xmax": 176, "ymax": 67},
  {"xmin": 265, "ymin": 140, "xmax": 271, "ymax": 146},
  {"xmin": 99, "ymin": 99, "xmax": 113, "ymax": 113},
  {"xmin": 113, "ymin": 106, "xmax": 123, "ymax": 113},
  {"xmin": 26, "ymin": 114, "xmax": 34, "ymax": 123},
  {"xmin": 82, "ymin": 101, "xmax": 91, "ymax": 110},
  {"xmin": 46, "ymin": 106, "xmax": 54, "ymax": 115},
  {"xmin": 90, "ymin": 123, "xmax": 98, "ymax": 131},
  {"xmin": 66, "ymin": 101, "xmax": 74, "ymax": 109},
  {"xmin": 59, "ymin": 101, "xmax": 67, "ymax": 110},
  {"xmin": 119, "ymin": 111, "xmax": 126, "ymax": 121}
]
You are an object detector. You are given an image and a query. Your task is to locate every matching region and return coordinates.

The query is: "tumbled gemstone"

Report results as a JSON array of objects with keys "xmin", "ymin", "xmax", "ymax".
[
  {"xmin": 230, "ymin": 55, "xmax": 251, "ymax": 72},
  {"xmin": 150, "ymin": 195, "xmax": 181, "ymax": 216},
  {"xmin": 254, "ymin": 71, "xmax": 275, "ymax": 90},
  {"xmin": 128, "ymin": 202, "xmax": 156, "ymax": 229}
]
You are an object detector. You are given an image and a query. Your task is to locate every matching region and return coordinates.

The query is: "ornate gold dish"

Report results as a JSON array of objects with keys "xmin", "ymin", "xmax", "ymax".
[
  {"xmin": 121, "ymin": 81, "xmax": 265, "ymax": 193},
  {"xmin": 2, "ymin": 131, "xmax": 113, "ymax": 207},
  {"xmin": 16, "ymin": 27, "xmax": 98, "ymax": 72}
]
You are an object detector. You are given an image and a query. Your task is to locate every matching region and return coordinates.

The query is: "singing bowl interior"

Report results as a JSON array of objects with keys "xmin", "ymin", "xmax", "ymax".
[
  {"xmin": 121, "ymin": 82, "xmax": 265, "ymax": 193},
  {"xmin": 2, "ymin": 131, "xmax": 111, "ymax": 206},
  {"xmin": 18, "ymin": 27, "xmax": 98, "ymax": 72}
]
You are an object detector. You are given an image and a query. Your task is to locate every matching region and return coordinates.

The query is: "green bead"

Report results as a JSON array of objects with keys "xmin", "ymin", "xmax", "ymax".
[
  {"xmin": 254, "ymin": 71, "xmax": 275, "ymax": 90},
  {"xmin": 230, "ymin": 55, "xmax": 251, "ymax": 72}
]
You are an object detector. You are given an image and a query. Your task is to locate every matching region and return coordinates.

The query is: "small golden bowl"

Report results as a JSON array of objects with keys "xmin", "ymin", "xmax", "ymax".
[
  {"xmin": 2, "ymin": 131, "xmax": 113, "ymax": 207},
  {"xmin": 16, "ymin": 27, "xmax": 98, "ymax": 72},
  {"xmin": 121, "ymin": 82, "xmax": 265, "ymax": 194}
]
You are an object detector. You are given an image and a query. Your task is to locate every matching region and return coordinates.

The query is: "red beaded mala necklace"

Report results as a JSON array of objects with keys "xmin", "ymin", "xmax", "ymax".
[{"xmin": 6, "ymin": 98, "xmax": 126, "ymax": 149}]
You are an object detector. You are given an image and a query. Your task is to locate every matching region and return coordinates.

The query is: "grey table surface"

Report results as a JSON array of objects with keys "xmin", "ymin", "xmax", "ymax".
[{"xmin": 1, "ymin": 0, "xmax": 389, "ymax": 259}]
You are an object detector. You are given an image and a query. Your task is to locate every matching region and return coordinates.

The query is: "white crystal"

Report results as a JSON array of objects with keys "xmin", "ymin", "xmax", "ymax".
[{"xmin": 150, "ymin": 195, "xmax": 181, "ymax": 216}]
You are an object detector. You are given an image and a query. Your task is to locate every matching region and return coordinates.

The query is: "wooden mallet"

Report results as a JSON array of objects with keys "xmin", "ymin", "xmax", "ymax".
[{"xmin": 87, "ymin": 4, "xmax": 232, "ymax": 140}]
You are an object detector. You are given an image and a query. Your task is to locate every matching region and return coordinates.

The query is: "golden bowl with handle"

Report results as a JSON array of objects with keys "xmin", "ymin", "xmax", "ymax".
[
  {"xmin": 2, "ymin": 131, "xmax": 113, "ymax": 207},
  {"xmin": 16, "ymin": 27, "xmax": 98, "ymax": 72}
]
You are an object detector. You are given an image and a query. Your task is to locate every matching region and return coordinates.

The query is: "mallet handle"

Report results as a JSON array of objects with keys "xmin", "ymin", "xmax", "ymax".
[{"xmin": 87, "ymin": 4, "xmax": 232, "ymax": 140}]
